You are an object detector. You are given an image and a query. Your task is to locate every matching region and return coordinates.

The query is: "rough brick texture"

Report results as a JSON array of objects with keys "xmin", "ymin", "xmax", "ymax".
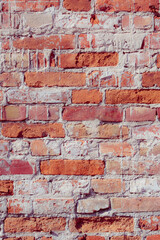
[{"xmin": 0, "ymin": 0, "xmax": 160, "ymax": 239}]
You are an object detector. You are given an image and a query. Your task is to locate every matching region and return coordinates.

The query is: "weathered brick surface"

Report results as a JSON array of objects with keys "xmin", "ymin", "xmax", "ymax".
[
  {"xmin": 0, "ymin": 0, "xmax": 160, "ymax": 239},
  {"xmin": 69, "ymin": 217, "xmax": 134, "ymax": 232},
  {"xmin": 58, "ymin": 52, "xmax": 119, "ymax": 68}
]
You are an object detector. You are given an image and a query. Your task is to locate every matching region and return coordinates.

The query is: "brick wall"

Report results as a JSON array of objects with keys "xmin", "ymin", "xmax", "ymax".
[{"xmin": 0, "ymin": 0, "xmax": 160, "ymax": 239}]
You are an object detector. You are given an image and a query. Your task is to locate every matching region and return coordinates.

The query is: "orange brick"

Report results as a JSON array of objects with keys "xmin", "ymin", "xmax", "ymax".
[
  {"xmin": 25, "ymin": 72, "xmax": 86, "ymax": 87},
  {"xmin": 72, "ymin": 89, "xmax": 102, "ymax": 104},
  {"xmin": 40, "ymin": 159, "xmax": 104, "ymax": 175},
  {"xmin": 147, "ymin": 235, "xmax": 160, "ymax": 240},
  {"xmin": 69, "ymin": 216, "xmax": 134, "ymax": 232}
]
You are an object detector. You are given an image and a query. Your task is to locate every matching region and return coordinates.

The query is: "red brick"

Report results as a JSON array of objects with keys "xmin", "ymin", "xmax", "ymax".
[
  {"xmin": 139, "ymin": 216, "xmax": 160, "ymax": 230},
  {"xmin": 5, "ymin": 0, "xmax": 59, "ymax": 12},
  {"xmin": 79, "ymin": 237, "xmax": 105, "ymax": 240},
  {"xmin": 106, "ymin": 90, "xmax": 160, "ymax": 104},
  {"xmin": 0, "ymin": 180, "xmax": 13, "ymax": 196},
  {"xmin": 91, "ymin": 179, "xmax": 122, "ymax": 193},
  {"xmin": 122, "ymin": 15, "xmax": 130, "ymax": 30},
  {"xmin": 134, "ymin": 16, "xmax": 152, "ymax": 29},
  {"xmin": 25, "ymin": 72, "xmax": 86, "ymax": 87},
  {"xmin": 95, "ymin": 0, "xmax": 133, "ymax": 12},
  {"xmin": 135, "ymin": 0, "xmax": 159, "ymax": 11},
  {"xmin": 29, "ymin": 106, "xmax": 48, "ymax": 121},
  {"xmin": 3, "ymin": 237, "xmax": 34, "ymax": 240},
  {"xmin": 100, "ymin": 142, "xmax": 133, "ymax": 157},
  {"xmin": 142, "ymin": 72, "xmax": 160, "ymax": 87},
  {"xmin": 2, "ymin": 123, "xmax": 65, "ymax": 138},
  {"xmin": 0, "ymin": 159, "xmax": 35, "ymax": 175},
  {"xmin": 32, "ymin": 52, "xmax": 47, "ymax": 69},
  {"xmin": 58, "ymin": 52, "xmax": 118, "ymax": 68},
  {"xmin": 111, "ymin": 237, "xmax": 140, "ymax": 240},
  {"xmin": 2, "ymin": 39, "xmax": 10, "ymax": 50},
  {"xmin": 112, "ymin": 197, "xmax": 160, "ymax": 212},
  {"xmin": 13, "ymin": 35, "xmax": 74, "ymax": 50},
  {"xmin": 63, "ymin": 0, "xmax": 91, "ymax": 11},
  {"xmin": 8, "ymin": 199, "xmax": 32, "ymax": 214},
  {"xmin": 157, "ymin": 54, "xmax": 160, "ymax": 68},
  {"xmin": 147, "ymin": 236, "xmax": 160, "ymax": 240},
  {"xmin": 2, "ymin": 105, "xmax": 26, "ymax": 121},
  {"xmin": 125, "ymin": 107, "xmax": 156, "ymax": 122},
  {"xmin": 4, "ymin": 217, "xmax": 66, "ymax": 233},
  {"xmin": 72, "ymin": 90, "xmax": 102, "ymax": 104},
  {"xmin": 69, "ymin": 217, "xmax": 134, "ymax": 232},
  {"xmin": 63, "ymin": 106, "xmax": 123, "ymax": 122},
  {"xmin": 96, "ymin": 0, "xmax": 158, "ymax": 12},
  {"xmin": 40, "ymin": 159, "xmax": 104, "ymax": 175}
]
